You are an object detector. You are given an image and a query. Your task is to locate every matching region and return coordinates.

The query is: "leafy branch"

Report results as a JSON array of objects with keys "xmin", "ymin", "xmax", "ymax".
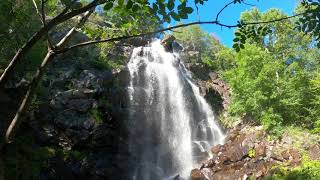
[{"xmin": 57, "ymin": 12, "xmax": 307, "ymax": 54}]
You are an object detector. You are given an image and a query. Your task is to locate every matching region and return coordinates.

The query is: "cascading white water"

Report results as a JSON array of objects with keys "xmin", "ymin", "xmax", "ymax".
[{"xmin": 127, "ymin": 40, "xmax": 224, "ymax": 180}]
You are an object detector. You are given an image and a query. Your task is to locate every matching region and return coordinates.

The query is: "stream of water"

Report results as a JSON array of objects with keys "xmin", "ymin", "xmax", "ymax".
[{"xmin": 127, "ymin": 40, "xmax": 224, "ymax": 179}]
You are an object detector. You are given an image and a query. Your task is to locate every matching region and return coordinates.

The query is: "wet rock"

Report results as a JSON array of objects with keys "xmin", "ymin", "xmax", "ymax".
[
  {"xmin": 200, "ymin": 168, "xmax": 214, "ymax": 180},
  {"xmin": 161, "ymin": 34, "xmax": 176, "ymax": 52},
  {"xmin": 32, "ymin": 124, "xmax": 58, "ymax": 145},
  {"xmin": 82, "ymin": 118, "xmax": 96, "ymax": 130},
  {"xmin": 172, "ymin": 41, "xmax": 184, "ymax": 52},
  {"xmin": 190, "ymin": 169, "xmax": 206, "ymax": 180},
  {"xmin": 54, "ymin": 110, "xmax": 88, "ymax": 129},
  {"xmin": 211, "ymin": 144, "xmax": 225, "ymax": 154},
  {"xmin": 91, "ymin": 124, "xmax": 117, "ymax": 148},
  {"xmin": 66, "ymin": 99, "xmax": 95, "ymax": 112}
]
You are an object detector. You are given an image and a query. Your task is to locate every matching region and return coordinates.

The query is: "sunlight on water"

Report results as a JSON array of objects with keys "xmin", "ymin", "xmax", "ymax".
[{"xmin": 127, "ymin": 40, "xmax": 225, "ymax": 180}]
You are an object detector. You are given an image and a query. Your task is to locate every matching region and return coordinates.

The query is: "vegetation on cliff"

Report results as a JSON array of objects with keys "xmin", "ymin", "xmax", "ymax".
[{"xmin": 1, "ymin": 0, "xmax": 320, "ymax": 179}]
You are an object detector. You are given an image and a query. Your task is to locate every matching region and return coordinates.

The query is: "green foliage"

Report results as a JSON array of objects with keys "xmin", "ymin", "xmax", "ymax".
[
  {"xmin": 4, "ymin": 135, "xmax": 55, "ymax": 180},
  {"xmin": 233, "ymin": 24, "xmax": 272, "ymax": 52},
  {"xmin": 232, "ymin": 1, "xmax": 320, "ymax": 52},
  {"xmin": 56, "ymin": 149, "xmax": 85, "ymax": 161},
  {"xmin": 4, "ymin": 134, "xmax": 86, "ymax": 180},
  {"xmin": 90, "ymin": 108, "xmax": 104, "ymax": 124},
  {"xmin": 149, "ymin": 0, "xmax": 197, "ymax": 23},
  {"xmin": 269, "ymin": 158, "xmax": 320, "ymax": 180},
  {"xmin": 248, "ymin": 148, "xmax": 256, "ymax": 158},
  {"xmin": 173, "ymin": 25, "xmax": 222, "ymax": 64},
  {"xmin": 296, "ymin": 0, "xmax": 320, "ymax": 48},
  {"xmin": 221, "ymin": 8, "xmax": 320, "ymax": 134},
  {"xmin": 312, "ymin": 120, "xmax": 320, "ymax": 134},
  {"xmin": 0, "ymin": 0, "xmax": 46, "ymax": 78},
  {"xmin": 100, "ymin": 0, "xmax": 203, "ymax": 24},
  {"xmin": 261, "ymin": 109, "xmax": 284, "ymax": 137},
  {"xmin": 212, "ymin": 47, "xmax": 236, "ymax": 73}
]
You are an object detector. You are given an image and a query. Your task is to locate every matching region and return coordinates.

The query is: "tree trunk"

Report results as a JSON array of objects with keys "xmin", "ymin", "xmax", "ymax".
[
  {"xmin": 0, "ymin": 0, "xmax": 100, "ymax": 88},
  {"xmin": 0, "ymin": 156, "xmax": 4, "ymax": 180},
  {"xmin": 5, "ymin": 51, "xmax": 55, "ymax": 143},
  {"xmin": 4, "ymin": 10, "xmax": 93, "ymax": 143}
]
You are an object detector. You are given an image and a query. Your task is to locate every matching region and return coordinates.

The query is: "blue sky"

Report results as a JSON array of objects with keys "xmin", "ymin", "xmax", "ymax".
[{"xmin": 171, "ymin": 0, "xmax": 299, "ymax": 47}]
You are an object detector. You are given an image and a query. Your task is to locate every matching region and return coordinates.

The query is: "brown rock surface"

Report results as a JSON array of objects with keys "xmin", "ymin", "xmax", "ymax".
[
  {"xmin": 309, "ymin": 144, "xmax": 320, "ymax": 160},
  {"xmin": 191, "ymin": 169, "xmax": 207, "ymax": 180},
  {"xmin": 194, "ymin": 125, "xmax": 318, "ymax": 180}
]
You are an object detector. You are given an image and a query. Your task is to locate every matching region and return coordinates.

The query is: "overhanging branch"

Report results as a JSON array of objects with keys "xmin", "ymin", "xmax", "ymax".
[
  {"xmin": 0, "ymin": 0, "xmax": 107, "ymax": 87},
  {"xmin": 57, "ymin": 12, "xmax": 306, "ymax": 54}
]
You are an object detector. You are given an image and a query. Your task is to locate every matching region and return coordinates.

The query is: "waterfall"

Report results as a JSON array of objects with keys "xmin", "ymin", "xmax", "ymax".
[{"xmin": 127, "ymin": 40, "xmax": 225, "ymax": 180}]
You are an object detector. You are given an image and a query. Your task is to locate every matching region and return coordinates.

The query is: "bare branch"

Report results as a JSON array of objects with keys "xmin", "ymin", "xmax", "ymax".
[
  {"xmin": 4, "ymin": 10, "xmax": 94, "ymax": 143},
  {"xmin": 56, "ymin": 10, "xmax": 94, "ymax": 48},
  {"xmin": 41, "ymin": 0, "xmax": 46, "ymax": 24},
  {"xmin": 32, "ymin": 0, "xmax": 43, "ymax": 24},
  {"xmin": 216, "ymin": 0, "xmax": 235, "ymax": 22},
  {"xmin": 216, "ymin": 12, "xmax": 305, "ymax": 28},
  {"xmin": 216, "ymin": 0, "xmax": 256, "ymax": 22},
  {"xmin": 57, "ymin": 12, "xmax": 306, "ymax": 54},
  {"xmin": 5, "ymin": 50, "xmax": 56, "ymax": 143},
  {"xmin": 0, "ymin": 0, "xmax": 106, "ymax": 87},
  {"xmin": 241, "ymin": 1, "xmax": 255, "ymax": 7},
  {"xmin": 58, "ymin": 0, "xmax": 79, "ymax": 16}
]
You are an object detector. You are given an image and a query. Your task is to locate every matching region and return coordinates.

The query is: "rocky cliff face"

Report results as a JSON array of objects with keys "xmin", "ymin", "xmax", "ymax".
[
  {"xmin": 31, "ymin": 55, "xmax": 130, "ymax": 179},
  {"xmin": 1, "ymin": 31, "xmax": 139, "ymax": 180},
  {"xmin": 184, "ymin": 63, "xmax": 230, "ymax": 114}
]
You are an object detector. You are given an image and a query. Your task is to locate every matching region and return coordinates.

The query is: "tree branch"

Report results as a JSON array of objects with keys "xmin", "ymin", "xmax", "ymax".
[
  {"xmin": 0, "ymin": 0, "xmax": 106, "ymax": 88},
  {"xmin": 4, "ymin": 10, "xmax": 94, "ymax": 143},
  {"xmin": 41, "ymin": 0, "xmax": 46, "ymax": 25},
  {"xmin": 56, "ymin": 10, "xmax": 94, "ymax": 48},
  {"xmin": 32, "ymin": 0, "xmax": 43, "ymax": 24},
  {"xmin": 216, "ymin": 0, "xmax": 235, "ymax": 22},
  {"xmin": 216, "ymin": 12, "xmax": 305, "ymax": 28},
  {"xmin": 216, "ymin": 0, "xmax": 256, "ymax": 22},
  {"xmin": 57, "ymin": 12, "xmax": 306, "ymax": 54}
]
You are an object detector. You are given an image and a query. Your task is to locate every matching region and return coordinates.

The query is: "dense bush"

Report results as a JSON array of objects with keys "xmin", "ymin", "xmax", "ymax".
[
  {"xmin": 218, "ymin": 9, "xmax": 320, "ymax": 135},
  {"xmin": 269, "ymin": 158, "xmax": 320, "ymax": 180}
]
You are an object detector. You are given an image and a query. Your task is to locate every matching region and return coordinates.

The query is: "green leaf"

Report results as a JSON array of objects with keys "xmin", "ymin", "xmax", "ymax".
[
  {"xmin": 152, "ymin": 3, "xmax": 158, "ymax": 11},
  {"xmin": 163, "ymin": 14, "xmax": 171, "ymax": 23},
  {"xmin": 179, "ymin": 11, "xmax": 188, "ymax": 19},
  {"xmin": 232, "ymin": 43, "xmax": 238, "ymax": 48},
  {"xmin": 159, "ymin": 2, "xmax": 166, "ymax": 14},
  {"xmin": 104, "ymin": 2, "xmax": 113, "ymax": 11},
  {"xmin": 126, "ymin": 0, "xmax": 133, "ymax": 9},
  {"xmin": 169, "ymin": 11, "xmax": 180, "ymax": 21},
  {"xmin": 235, "ymin": 32, "xmax": 242, "ymax": 36},
  {"xmin": 178, "ymin": 1, "xmax": 186, "ymax": 10},
  {"xmin": 118, "ymin": 0, "xmax": 124, "ymax": 6},
  {"xmin": 240, "ymin": 38, "xmax": 246, "ymax": 44},
  {"xmin": 167, "ymin": 0, "xmax": 174, "ymax": 11},
  {"xmin": 132, "ymin": 4, "xmax": 140, "ymax": 12},
  {"xmin": 184, "ymin": 7, "xmax": 193, "ymax": 14}
]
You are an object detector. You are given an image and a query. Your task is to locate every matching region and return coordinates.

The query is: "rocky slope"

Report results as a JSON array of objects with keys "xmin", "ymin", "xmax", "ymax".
[
  {"xmin": 185, "ymin": 63, "xmax": 230, "ymax": 114},
  {"xmin": 190, "ymin": 123, "xmax": 320, "ymax": 180}
]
